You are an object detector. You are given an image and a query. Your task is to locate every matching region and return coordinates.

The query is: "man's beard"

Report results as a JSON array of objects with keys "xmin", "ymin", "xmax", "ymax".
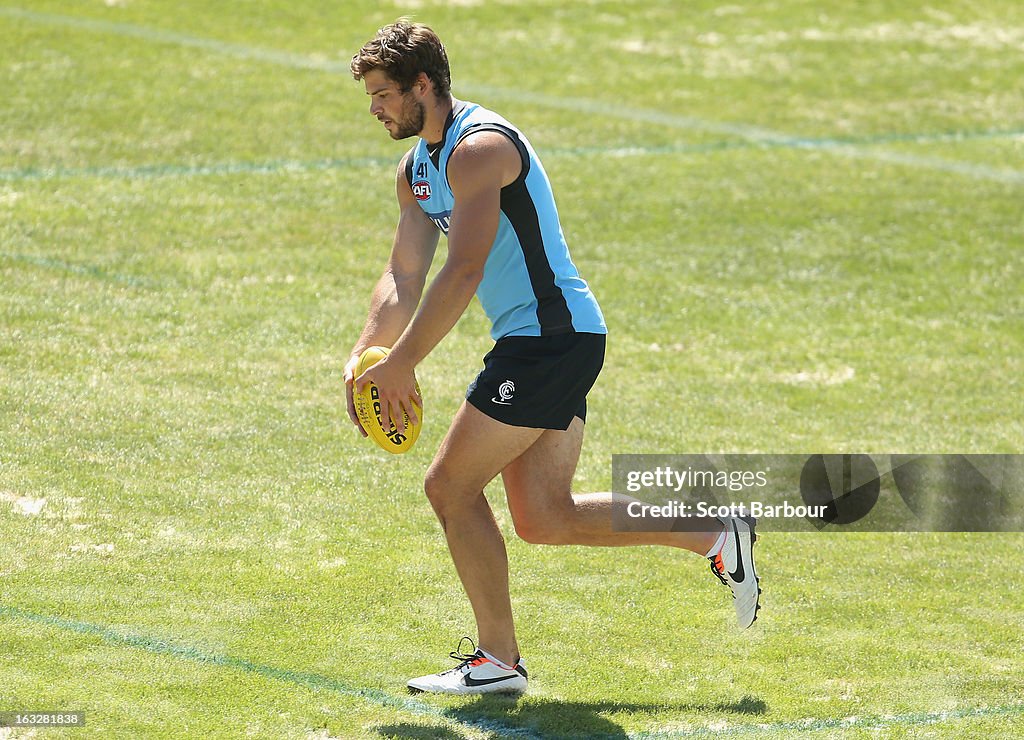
[{"xmin": 390, "ymin": 93, "xmax": 426, "ymax": 140}]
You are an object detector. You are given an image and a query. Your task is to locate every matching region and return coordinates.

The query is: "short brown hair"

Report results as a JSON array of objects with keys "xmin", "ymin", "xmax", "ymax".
[{"xmin": 350, "ymin": 21, "xmax": 451, "ymax": 97}]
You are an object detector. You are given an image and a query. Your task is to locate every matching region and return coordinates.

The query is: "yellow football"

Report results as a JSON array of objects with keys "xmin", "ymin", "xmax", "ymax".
[{"xmin": 353, "ymin": 346, "xmax": 422, "ymax": 454}]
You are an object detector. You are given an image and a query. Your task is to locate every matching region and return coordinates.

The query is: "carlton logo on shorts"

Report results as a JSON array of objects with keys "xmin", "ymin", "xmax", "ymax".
[{"xmin": 492, "ymin": 380, "xmax": 515, "ymax": 405}]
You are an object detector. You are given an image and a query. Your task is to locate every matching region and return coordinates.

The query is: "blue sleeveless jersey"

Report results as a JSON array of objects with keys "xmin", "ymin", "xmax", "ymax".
[{"xmin": 405, "ymin": 102, "xmax": 606, "ymax": 340}]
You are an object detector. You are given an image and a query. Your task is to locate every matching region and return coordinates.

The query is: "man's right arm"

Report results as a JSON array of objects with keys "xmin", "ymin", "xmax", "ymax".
[{"xmin": 345, "ymin": 153, "xmax": 439, "ymax": 433}]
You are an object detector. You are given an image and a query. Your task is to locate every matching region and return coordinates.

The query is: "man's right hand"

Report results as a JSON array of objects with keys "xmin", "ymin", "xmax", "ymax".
[{"xmin": 344, "ymin": 353, "xmax": 369, "ymax": 437}]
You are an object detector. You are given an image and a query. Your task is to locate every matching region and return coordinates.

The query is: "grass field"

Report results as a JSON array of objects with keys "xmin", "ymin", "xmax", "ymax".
[{"xmin": 2, "ymin": 1, "xmax": 1023, "ymax": 738}]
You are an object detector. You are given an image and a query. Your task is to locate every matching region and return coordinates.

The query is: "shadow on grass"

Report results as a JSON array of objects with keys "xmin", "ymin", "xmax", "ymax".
[
  {"xmin": 435, "ymin": 693, "xmax": 768, "ymax": 738},
  {"xmin": 374, "ymin": 723, "xmax": 468, "ymax": 739}
]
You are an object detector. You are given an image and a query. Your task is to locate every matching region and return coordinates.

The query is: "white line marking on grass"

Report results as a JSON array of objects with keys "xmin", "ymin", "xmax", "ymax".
[
  {"xmin": 0, "ymin": 605, "xmax": 539, "ymax": 739},
  {"xmin": 831, "ymin": 146, "xmax": 1024, "ymax": 184},
  {"xmin": 460, "ymin": 82, "xmax": 787, "ymax": 141},
  {"xmin": 3, "ymin": 7, "xmax": 1022, "ymax": 185},
  {"xmin": 0, "ymin": 7, "xmax": 351, "ymax": 73}
]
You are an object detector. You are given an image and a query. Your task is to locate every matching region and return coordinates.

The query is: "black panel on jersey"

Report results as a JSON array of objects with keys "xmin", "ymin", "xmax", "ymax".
[{"xmin": 499, "ymin": 179, "xmax": 573, "ymax": 334}]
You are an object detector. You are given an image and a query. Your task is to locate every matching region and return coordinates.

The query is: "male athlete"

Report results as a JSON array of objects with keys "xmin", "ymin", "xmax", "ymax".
[{"xmin": 345, "ymin": 21, "xmax": 761, "ymax": 695}]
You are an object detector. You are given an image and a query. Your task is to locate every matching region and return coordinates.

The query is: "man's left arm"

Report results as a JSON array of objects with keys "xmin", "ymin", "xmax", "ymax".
[{"xmin": 355, "ymin": 132, "xmax": 522, "ymax": 432}]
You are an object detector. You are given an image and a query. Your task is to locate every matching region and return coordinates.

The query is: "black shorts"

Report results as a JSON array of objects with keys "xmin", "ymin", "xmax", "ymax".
[{"xmin": 466, "ymin": 332, "xmax": 606, "ymax": 430}]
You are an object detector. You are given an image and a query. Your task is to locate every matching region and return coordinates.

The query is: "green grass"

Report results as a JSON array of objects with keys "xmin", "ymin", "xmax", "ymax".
[{"xmin": 1, "ymin": 1, "xmax": 1023, "ymax": 737}]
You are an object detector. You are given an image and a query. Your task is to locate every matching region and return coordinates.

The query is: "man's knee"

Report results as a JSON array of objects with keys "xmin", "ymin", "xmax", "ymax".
[
  {"xmin": 423, "ymin": 463, "xmax": 479, "ymax": 514},
  {"xmin": 512, "ymin": 508, "xmax": 570, "ymax": 545},
  {"xmin": 423, "ymin": 464, "xmax": 449, "ymax": 509}
]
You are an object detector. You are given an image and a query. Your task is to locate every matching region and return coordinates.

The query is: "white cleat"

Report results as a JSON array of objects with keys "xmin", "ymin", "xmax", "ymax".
[
  {"xmin": 708, "ymin": 516, "xmax": 762, "ymax": 629},
  {"xmin": 407, "ymin": 639, "xmax": 528, "ymax": 695}
]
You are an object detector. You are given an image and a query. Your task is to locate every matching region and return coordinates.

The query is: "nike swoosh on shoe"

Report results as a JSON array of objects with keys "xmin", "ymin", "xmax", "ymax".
[
  {"xmin": 463, "ymin": 673, "xmax": 520, "ymax": 687},
  {"xmin": 728, "ymin": 518, "xmax": 745, "ymax": 583}
]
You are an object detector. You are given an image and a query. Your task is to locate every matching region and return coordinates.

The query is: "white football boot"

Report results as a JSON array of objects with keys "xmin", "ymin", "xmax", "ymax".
[
  {"xmin": 407, "ymin": 638, "xmax": 528, "ymax": 695},
  {"xmin": 708, "ymin": 516, "xmax": 762, "ymax": 628}
]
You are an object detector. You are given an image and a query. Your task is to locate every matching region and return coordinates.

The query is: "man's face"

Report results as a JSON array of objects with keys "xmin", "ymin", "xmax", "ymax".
[{"xmin": 363, "ymin": 69, "xmax": 426, "ymax": 140}]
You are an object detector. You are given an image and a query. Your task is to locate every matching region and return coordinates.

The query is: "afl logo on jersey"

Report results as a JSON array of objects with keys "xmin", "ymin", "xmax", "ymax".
[{"xmin": 412, "ymin": 181, "xmax": 432, "ymax": 201}]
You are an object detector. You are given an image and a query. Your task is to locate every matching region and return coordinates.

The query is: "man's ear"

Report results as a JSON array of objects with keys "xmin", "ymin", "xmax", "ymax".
[{"xmin": 415, "ymin": 71, "xmax": 432, "ymax": 97}]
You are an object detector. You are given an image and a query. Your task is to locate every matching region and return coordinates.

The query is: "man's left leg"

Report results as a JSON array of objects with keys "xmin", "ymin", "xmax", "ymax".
[
  {"xmin": 410, "ymin": 401, "xmax": 543, "ymax": 694},
  {"xmin": 502, "ymin": 417, "xmax": 723, "ymax": 552},
  {"xmin": 502, "ymin": 417, "xmax": 762, "ymax": 629}
]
